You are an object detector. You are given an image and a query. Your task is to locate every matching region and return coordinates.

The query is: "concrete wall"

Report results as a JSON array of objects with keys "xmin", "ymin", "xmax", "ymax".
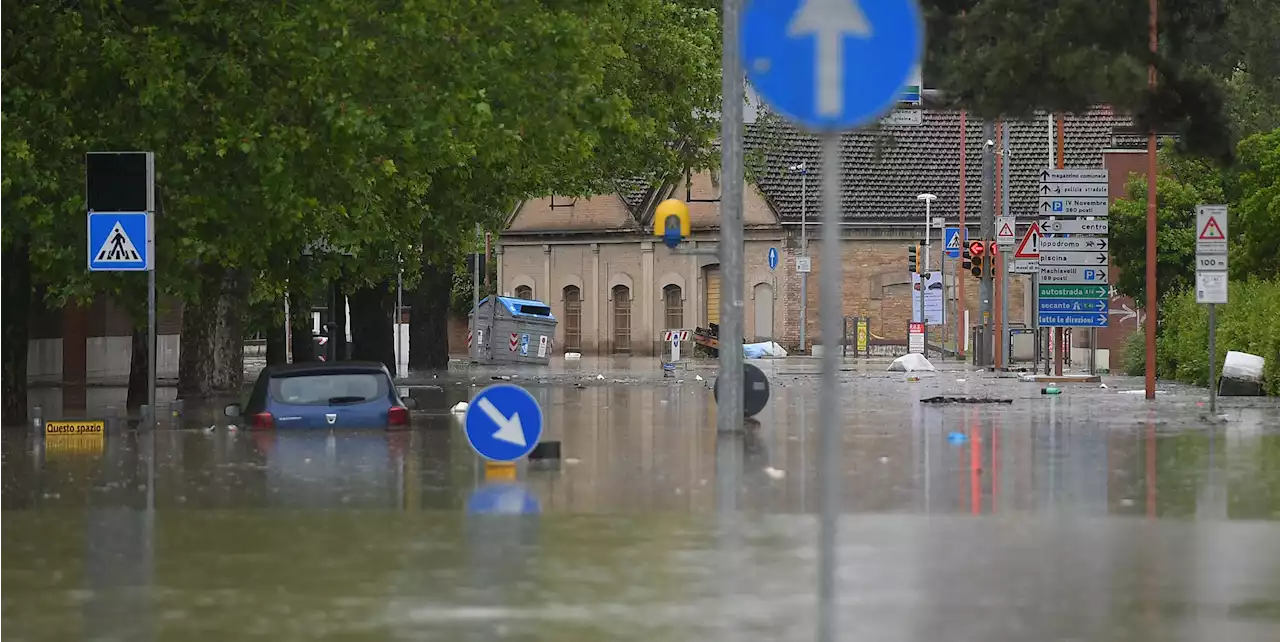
[{"xmin": 28, "ymin": 335, "xmax": 182, "ymax": 382}]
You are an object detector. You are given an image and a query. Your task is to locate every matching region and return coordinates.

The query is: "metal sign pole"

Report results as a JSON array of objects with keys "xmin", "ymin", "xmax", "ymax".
[
  {"xmin": 146, "ymin": 152, "xmax": 157, "ymax": 429},
  {"xmin": 717, "ymin": 0, "xmax": 745, "ymax": 434},
  {"xmin": 800, "ymin": 168, "xmax": 808, "ymax": 353},
  {"xmin": 1208, "ymin": 303, "xmax": 1217, "ymax": 412},
  {"xmin": 816, "ymin": 132, "xmax": 842, "ymax": 642},
  {"xmin": 471, "ymin": 224, "xmax": 481, "ymax": 361}
]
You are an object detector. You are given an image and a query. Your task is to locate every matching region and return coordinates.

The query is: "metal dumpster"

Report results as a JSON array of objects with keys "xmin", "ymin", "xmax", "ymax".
[{"xmin": 471, "ymin": 295, "xmax": 558, "ymax": 365}]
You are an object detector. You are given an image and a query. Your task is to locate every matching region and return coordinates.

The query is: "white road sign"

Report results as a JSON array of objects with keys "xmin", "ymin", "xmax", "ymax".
[
  {"xmin": 1038, "ymin": 197, "xmax": 1109, "ymax": 217},
  {"xmin": 1039, "ymin": 265, "xmax": 1109, "ymax": 284},
  {"xmin": 1195, "ymin": 205, "xmax": 1228, "ymax": 255},
  {"xmin": 1196, "ymin": 272, "xmax": 1228, "ymax": 304},
  {"xmin": 796, "ymin": 256, "xmax": 812, "ymax": 273},
  {"xmin": 1039, "ymin": 183, "xmax": 1109, "ymax": 198},
  {"xmin": 1041, "ymin": 237, "xmax": 1108, "ymax": 251},
  {"xmin": 996, "ymin": 216, "xmax": 1016, "ymax": 248},
  {"xmin": 1040, "ymin": 219, "xmax": 1109, "ymax": 235},
  {"xmin": 1012, "ymin": 259, "xmax": 1040, "ymax": 274},
  {"xmin": 1197, "ymin": 255, "xmax": 1228, "ymax": 271},
  {"xmin": 1038, "ymin": 169, "xmax": 1109, "ymax": 183},
  {"xmin": 1040, "ymin": 251, "xmax": 1110, "ymax": 266},
  {"xmin": 881, "ymin": 110, "xmax": 923, "ymax": 126}
]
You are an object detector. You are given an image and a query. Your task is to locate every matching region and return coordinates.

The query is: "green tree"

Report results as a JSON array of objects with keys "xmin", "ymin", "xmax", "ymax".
[
  {"xmin": 1230, "ymin": 128, "xmax": 1280, "ymax": 279},
  {"xmin": 1109, "ymin": 145, "xmax": 1226, "ymax": 305}
]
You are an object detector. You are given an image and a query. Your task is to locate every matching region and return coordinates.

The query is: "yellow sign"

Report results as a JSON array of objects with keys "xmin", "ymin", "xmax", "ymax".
[
  {"xmin": 856, "ymin": 319, "xmax": 869, "ymax": 353},
  {"xmin": 483, "ymin": 461, "xmax": 518, "ymax": 482},
  {"xmin": 44, "ymin": 420, "xmax": 105, "ymax": 435},
  {"xmin": 44, "ymin": 434, "xmax": 105, "ymax": 455}
]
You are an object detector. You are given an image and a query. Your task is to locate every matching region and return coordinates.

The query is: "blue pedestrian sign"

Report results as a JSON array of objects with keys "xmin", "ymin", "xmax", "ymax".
[
  {"xmin": 464, "ymin": 384, "xmax": 544, "ymax": 462},
  {"xmin": 944, "ymin": 227, "xmax": 963, "ymax": 259},
  {"xmin": 768, "ymin": 247, "xmax": 779, "ymax": 270},
  {"xmin": 87, "ymin": 212, "xmax": 151, "ymax": 271},
  {"xmin": 467, "ymin": 483, "xmax": 542, "ymax": 515},
  {"xmin": 743, "ymin": 0, "xmax": 924, "ymax": 131}
]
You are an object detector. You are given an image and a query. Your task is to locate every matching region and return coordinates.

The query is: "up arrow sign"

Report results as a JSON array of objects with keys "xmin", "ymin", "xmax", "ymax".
[{"xmin": 788, "ymin": 0, "xmax": 872, "ymax": 117}]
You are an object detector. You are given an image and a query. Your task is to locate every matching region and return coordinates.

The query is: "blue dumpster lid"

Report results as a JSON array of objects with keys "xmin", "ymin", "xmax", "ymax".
[{"xmin": 479, "ymin": 296, "xmax": 556, "ymax": 321}]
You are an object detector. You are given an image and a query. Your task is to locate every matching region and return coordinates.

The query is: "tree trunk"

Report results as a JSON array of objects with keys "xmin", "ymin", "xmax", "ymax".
[
  {"xmin": 126, "ymin": 326, "xmax": 149, "ymax": 411},
  {"xmin": 409, "ymin": 257, "xmax": 454, "ymax": 371},
  {"xmin": 290, "ymin": 286, "xmax": 315, "ymax": 363},
  {"xmin": 2, "ymin": 236, "xmax": 32, "ymax": 426},
  {"xmin": 264, "ymin": 308, "xmax": 287, "ymax": 366},
  {"xmin": 349, "ymin": 283, "xmax": 396, "ymax": 373},
  {"xmin": 178, "ymin": 265, "xmax": 250, "ymax": 397}
]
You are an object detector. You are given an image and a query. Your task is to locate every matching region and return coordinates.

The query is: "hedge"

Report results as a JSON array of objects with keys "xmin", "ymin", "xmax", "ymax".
[{"xmin": 1123, "ymin": 279, "xmax": 1280, "ymax": 395}]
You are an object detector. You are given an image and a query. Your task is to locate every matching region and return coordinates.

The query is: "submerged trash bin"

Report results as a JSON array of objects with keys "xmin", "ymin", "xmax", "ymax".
[{"xmin": 471, "ymin": 295, "xmax": 558, "ymax": 365}]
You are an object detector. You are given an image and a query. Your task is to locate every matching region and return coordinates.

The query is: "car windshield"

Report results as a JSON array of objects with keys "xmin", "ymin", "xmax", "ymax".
[{"xmin": 268, "ymin": 372, "xmax": 386, "ymax": 406}]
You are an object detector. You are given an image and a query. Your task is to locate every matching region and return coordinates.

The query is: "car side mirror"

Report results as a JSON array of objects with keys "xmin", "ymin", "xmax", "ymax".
[
  {"xmin": 401, "ymin": 397, "xmax": 418, "ymax": 409},
  {"xmin": 223, "ymin": 404, "xmax": 242, "ymax": 417}
]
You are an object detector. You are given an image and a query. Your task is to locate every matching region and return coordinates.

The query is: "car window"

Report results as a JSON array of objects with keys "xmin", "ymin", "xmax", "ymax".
[{"xmin": 269, "ymin": 373, "xmax": 387, "ymax": 406}]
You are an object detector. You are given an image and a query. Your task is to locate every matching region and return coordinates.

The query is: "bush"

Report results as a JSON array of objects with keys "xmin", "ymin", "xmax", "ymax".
[
  {"xmin": 1122, "ymin": 329, "xmax": 1146, "ymax": 377},
  {"xmin": 1154, "ymin": 278, "xmax": 1280, "ymax": 394}
]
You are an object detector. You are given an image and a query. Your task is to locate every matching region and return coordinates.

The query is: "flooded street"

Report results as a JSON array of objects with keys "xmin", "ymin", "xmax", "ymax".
[{"xmin": 5, "ymin": 359, "xmax": 1280, "ymax": 641}]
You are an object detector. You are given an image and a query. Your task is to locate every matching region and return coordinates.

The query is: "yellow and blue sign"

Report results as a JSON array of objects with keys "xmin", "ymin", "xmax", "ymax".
[{"xmin": 653, "ymin": 199, "xmax": 691, "ymax": 249}]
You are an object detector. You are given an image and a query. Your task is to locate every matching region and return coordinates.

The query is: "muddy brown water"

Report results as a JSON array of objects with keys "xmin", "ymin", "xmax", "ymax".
[{"xmin": 5, "ymin": 362, "xmax": 1280, "ymax": 641}]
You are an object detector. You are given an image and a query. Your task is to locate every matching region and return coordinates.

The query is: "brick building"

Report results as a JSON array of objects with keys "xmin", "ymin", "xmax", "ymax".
[{"xmin": 497, "ymin": 107, "xmax": 1135, "ymax": 356}]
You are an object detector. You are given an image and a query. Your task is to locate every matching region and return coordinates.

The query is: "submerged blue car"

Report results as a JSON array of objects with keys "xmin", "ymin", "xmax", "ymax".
[{"xmin": 225, "ymin": 361, "xmax": 415, "ymax": 430}]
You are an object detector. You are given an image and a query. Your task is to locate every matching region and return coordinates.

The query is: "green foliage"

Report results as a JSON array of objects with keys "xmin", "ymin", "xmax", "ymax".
[
  {"xmin": 1122, "ymin": 329, "xmax": 1146, "ymax": 377},
  {"xmin": 1230, "ymin": 129, "xmax": 1280, "ymax": 279},
  {"xmin": 1108, "ymin": 144, "xmax": 1226, "ymax": 305},
  {"xmin": 1154, "ymin": 279, "xmax": 1280, "ymax": 395}
]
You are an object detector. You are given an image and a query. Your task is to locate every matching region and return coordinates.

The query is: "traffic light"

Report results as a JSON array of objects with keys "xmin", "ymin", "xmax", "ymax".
[
  {"xmin": 907, "ymin": 244, "xmax": 918, "ymax": 273},
  {"xmin": 961, "ymin": 247, "xmax": 973, "ymax": 272},
  {"xmin": 968, "ymin": 240, "xmax": 985, "ymax": 278}
]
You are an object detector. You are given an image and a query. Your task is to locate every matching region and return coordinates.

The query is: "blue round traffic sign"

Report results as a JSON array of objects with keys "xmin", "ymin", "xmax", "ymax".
[
  {"xmin": 743, "ymin": 0, "xmax": 924, "ymax": 132},
  {"xmin": 464, "ymin": 384, "xmax": 544, "ymax": 461},
  {"xmin": 466, "ymin": 483, "xmax": 542, "ymax": 515}
]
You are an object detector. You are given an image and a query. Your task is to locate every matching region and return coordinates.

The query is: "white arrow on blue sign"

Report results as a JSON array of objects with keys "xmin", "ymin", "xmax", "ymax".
[
  {"xmin": 1038, "ymin": 312, "xmax": 1109, "ymax": 328},
  {"xmin": 1038, "ymin": 299, "xmax": 1109, "ymax": 313},
  {"xmin": 463, "ymin": 384, "xmax": 544, "ymax": 462},
  {"xmin": 743, "ymin": 0, "xmax": 924, "ymax": 132},
  {"xmin": 88, "ymin": 212, "xmax": 152, "ymax": 271},
  {"xmin": 768, "ymin": 247, "xmax": 779, "ymax": 270}
]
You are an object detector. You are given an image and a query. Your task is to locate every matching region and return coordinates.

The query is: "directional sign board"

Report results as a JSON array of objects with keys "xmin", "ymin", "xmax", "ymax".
[
  {"xmin": 1038, "ymin": 169, "xmax": 1109, "ymax": 183},
  {"xmin": 87, "ymin": 212, "xmax": 152, "ymax": 271},
  {"xmin": 944, "ymin": 227, "xmax": 962, "ymax": 259},
  {"xmin": 1040, "ymin": 251, "xmax": 1109, "ymax": 267},
  {"xmin": 1038, "ymin": 183, "xmax": 1109, "ymax": 198},
  {"xmin": 996, "ymin": 216, "xmax": 1016, "ymax": 249},
  {"xmin": 1038, "ymin": 312, "xmax": 1108, "ymax": 327},
  {"xmin": 743, "ymin": 0, "xmax": 924, "ymax": 131},
  {"xmin": 464, "ymin": 384, "xmax": 544, "ymax": 462},
  {"xmin": 1040, "ymin": 219, "xmax": 1109, "ymax": 235},
  {"xmin": 1038, "ymin": 197, "xmax": 1109, "ymax": 217},
  {"xmin": 1039, "ymin": 298, "xmax": 1108, "ymax": 313},
  {"xmin": 1040, "ymin": 285, "xmax": 1109, "ymax": 299},
  {"xmin": 1039, "ymin": 266, "xmax": 1108, "ymax": 285},
  {"xmin": 1041, "ymin": 237, "xmax": 1108, "ymax": 251},
  {"xmin": 768, "ymin": 247, "xmax": 779, "ymax": 270}
]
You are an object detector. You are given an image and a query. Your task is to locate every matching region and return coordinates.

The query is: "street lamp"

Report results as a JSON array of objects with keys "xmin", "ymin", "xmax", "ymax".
[
  {"xmin": 916, "ymin": 193, "xmax": 937, "ymax": 274},
  {"xmin": 790, "ymin": 163, "xmax": 809, "ymax": 353}
]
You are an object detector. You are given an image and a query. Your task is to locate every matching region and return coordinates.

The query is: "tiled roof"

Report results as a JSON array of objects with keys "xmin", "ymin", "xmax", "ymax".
[
  {"xmin": 746, "ymin": 107, "xmax": 1131, "ymax": 222},
  {"xmin": 613, "ymin": 177, "xmax": 655, "ymax": 209}
]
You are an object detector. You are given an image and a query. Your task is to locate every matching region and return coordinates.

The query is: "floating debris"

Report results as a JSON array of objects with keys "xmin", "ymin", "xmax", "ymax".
[{"xmin": 921, "ymin": 396, "xmax": 1012, "ymax": 404}]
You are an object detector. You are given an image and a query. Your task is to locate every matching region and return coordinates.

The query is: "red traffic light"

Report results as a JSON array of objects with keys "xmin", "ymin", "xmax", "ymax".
[{"xmin": 968, "ymin": 240, "xmax": 985, "ymax": 256}]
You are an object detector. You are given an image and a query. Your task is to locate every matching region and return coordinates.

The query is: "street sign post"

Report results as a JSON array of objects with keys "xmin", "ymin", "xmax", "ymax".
[
  {"xmin": 1038, "ymin": 197, "xmax": 1109, "ymax": 217},
  {"xmin": 995, "ymin": 216, "xmax": 1016, "ymax": 249},
  {"xmin": 1195, "ymin": 204, "xmax": 1229, "ymax": 412},
  {"xmin": 86, "ymin": 151, "xmax": 157, "ymax": 427},
  {"xmin": 1011, "ymin": 223, "xmax": 1040, "ymax": 274},
  {"xmin": 1039, "ymin": 168, "xmax": 1110, "ymax": 338},
  {"xmin": 463, "ymin": 384, "xmax": 544, "ymax": 462},
  {"xmin": 768, "ymin": 247, "xmax": 779, "ymax": 270},
  {"xmin": 1039, "ymin": 251, "xmax": 1110, "ymax": 266},
  {"xmin": 1039, "ymin": 266, "xmax": 1108, "ymax": 284},
  {"xmin": 1037, "ymin": 312, "xmax": 1108, "ymax": 327},
  {"xmin": 743, "ymin": 2, "xmax": 924, "ymax": 639},
  {"xmin": 1040, "ymin": 219, "xmax": 1109, "ymax": 235}
]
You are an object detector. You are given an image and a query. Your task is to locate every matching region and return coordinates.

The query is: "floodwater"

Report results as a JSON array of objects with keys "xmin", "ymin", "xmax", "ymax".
[{"xmin": 5, "ymin": 359, "xmax": 1280, "ymax": 641}]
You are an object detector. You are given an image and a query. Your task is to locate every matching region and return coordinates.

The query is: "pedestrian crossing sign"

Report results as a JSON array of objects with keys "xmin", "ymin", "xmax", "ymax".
[
  {"xmin": 944, "ymin": 227, "xmax": 963, "ymax": 258},
  {"xmin": 88, "ymin": 212, "xmax": 152, "ymax": 271}
]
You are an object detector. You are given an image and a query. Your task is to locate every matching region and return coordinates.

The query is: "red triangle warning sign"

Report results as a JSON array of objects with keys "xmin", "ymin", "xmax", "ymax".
[
  {"xmin": 997, "ymin": 222, "xmax": 1015, "ymax": 238},
  {"xmin": 1014, "ymin": 223, "xmax": 1041, "ymax": 259},
  {"xmin": 1199, "ymin": 216, "xmax": 1225, "ymax": 240}
]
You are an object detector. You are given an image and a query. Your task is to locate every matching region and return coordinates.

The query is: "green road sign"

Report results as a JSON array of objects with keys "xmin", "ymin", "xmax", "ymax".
[{"xmin": 1039, "ymin": 285, "xmax": 1109, "ymax": 299}]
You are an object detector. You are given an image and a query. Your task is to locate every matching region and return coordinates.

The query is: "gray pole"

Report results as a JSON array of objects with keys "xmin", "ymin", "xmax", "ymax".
[
  {"xmin": 396, "ymin": 266, "xmax": 403, "ymax": 378},
  {"xmin": 800, "ymin": 167, "xmax": 808, "ymax": 353},
  {"xmin": 922, "ymin": 202, "xmax": 930, "ymax": 358},
  {"xmin": 941, "ymin": 239, "xmax": 948, "ymax": 356},
  {"xmin": 146, "ymin": 152, "xmax": 157, "ymax": 428},
  {"xmin": 717, "ymin": 0, "xmax": 745, "ymax": 434},
  {"xmin": 999, "ymin": 131, "xmax": 1011, "ymax": 370},
  {"xmin": 1208, "ymin": 303, "xmax": 1217, "ymax": 412},
  {"xmin": 816, "ymin": 133, "xmax": 842, "ymax": 642},
  {"xmin": 979, "ymin": 120, "xmax": 996, "ymax": 367}
]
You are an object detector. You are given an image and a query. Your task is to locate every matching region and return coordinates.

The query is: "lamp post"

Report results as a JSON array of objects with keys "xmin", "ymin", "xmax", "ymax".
[
  {"xmin": 790, "ymin": 163, "xmax": 808, "ymax": 353},
  {"xmin": 917, "ymin": 194, "xmax": 937, "ymax": 356}
]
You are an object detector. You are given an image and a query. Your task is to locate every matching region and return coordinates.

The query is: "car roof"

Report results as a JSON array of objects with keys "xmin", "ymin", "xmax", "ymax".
[{"xmin": 262, "ymin": 361, "xmax": 390, "ymax": 378}]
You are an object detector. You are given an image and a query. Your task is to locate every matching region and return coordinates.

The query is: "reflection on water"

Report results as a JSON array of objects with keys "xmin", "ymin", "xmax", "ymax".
[{"xmin": 4, "ymin": 381, "xmax": 1280, "ymax": 641}]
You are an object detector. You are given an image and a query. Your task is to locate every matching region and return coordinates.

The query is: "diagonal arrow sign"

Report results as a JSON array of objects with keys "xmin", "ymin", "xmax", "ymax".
[{"xmin": 477, "ymin": 397, "xmax": 526, "ymax": 447}]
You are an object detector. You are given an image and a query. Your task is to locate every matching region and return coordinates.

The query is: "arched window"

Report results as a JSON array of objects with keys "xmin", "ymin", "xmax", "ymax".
[
  {"xmin": 563, "ymin": 286, "xmax": 582, "ymax": 352},
  {"xmin": 612, "ymin": 285, "xmax": 631, "ymax": 354},
  {"xmin": 663, "ymin": 284, "xmax": 683, "ymax": 330},
  {"xmin": 514, "ymin": 284, "xmax": 533, "ymax": 300}
]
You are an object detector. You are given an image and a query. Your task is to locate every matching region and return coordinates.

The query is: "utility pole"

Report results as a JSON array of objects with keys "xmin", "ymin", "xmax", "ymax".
[
  {"xmin": 979, "ymin": 120, "xmax": 996, "ymax": 367},
  {"xmin": 717, "ymin": 0, "xmax": 745, "ymax": 432},
  {"xmin": 999, "ymin": 124, "xmax": 1012, "ymax": 370}
]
